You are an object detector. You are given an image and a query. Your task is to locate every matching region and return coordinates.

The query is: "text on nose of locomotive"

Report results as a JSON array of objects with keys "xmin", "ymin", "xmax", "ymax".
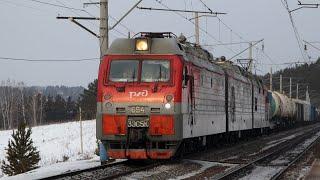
[{"xmin": 129, "ymin": 90, "xmax": 148, "ymax": 98}]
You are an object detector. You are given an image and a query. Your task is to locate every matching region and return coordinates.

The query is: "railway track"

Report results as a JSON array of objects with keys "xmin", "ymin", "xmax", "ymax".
[
  {"xmin": 42, "ymin": 160, "xmax": 127, "ymax": 180},
  {"xmin": 43, "ymin": 125, "xmax": 320, "ymax": 180},
  {"xmin": 213, "ymin": 127, "xmax": 320, "ymax": 180},
  {"xmin": 270, "ymin": 134, "xmax": 320, "ymax": 180},
  {"xmin": 42, "ymin": 159, "xmax": 171, "ymax": 180}
]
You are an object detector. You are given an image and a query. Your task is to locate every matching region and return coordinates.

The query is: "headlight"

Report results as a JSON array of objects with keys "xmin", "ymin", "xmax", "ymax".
[
  {"xmin": 135, "ymin": 39, "xmax": 149, "ymax": 51},
  {"xmin": 165, "ymin": 103, "xmax": 171, "ymax": 109}
]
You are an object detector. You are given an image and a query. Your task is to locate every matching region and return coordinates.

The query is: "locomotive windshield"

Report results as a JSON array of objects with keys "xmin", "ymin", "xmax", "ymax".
[
  {"xmin": 141, "ymin": 60, "xmax": 170, "ymax": 82},
  {"xmin": 109, "ymin": 60, "xmax": 139, "ymax": 82},
  {"xmin": 109, "ymin": 60, "xmax": 170, "ymax": 83}
]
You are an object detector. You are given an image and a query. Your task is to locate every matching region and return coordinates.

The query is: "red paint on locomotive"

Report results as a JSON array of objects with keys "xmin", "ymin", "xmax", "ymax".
[
  {"xmin": 149, "ymin": 115, "xmax": 175, "ymax": 135},
  {"xmin": 97, "ymin": 53, "xmax": 183, "ymax": 159}
]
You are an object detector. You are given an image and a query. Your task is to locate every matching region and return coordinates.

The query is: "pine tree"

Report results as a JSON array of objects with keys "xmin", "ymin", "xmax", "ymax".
[
  {"xmin": 44, "ymin": 95, "xmax": 54, "ymax": 123},
  {"xmin": 1, "ymin": 123, "xmax": 40, "ymax": 176},
  {"xmin": 53, "ymin": 94, "xmax": 66, "ymax": 122},
  {"xmin": 79, "ymin": 79, "xmax": 97, "ymax": 120},
  {"xmin": 66, "ymin": 96, "xmax": 77, "ymax": 120}
]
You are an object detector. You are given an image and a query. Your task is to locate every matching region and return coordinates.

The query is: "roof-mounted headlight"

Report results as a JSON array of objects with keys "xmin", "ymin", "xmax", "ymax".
[{"xmin": 135, "ymin": 39, "xmax": 149, "ymax": 51}]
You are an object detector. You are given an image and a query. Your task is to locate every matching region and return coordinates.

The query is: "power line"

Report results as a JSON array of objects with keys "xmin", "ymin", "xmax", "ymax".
[
  {"xmin": 28, "ymin": 0, "xmax": 85, "ymax": 11},
  {"xmin": 153, "ymin": 0, "xmax": 243, "ymax": 59},
  {"xmin": 304, "ymin": 40, "xmax": 320, "ymax": 52},
  {"xmin": 0, "ymin": 57, "xmax": 98, "ymax": 62},
  {"xmin": 87, "ymin": 0, "xmax": 135, "ymax": 34},
  {"xmin": 0, "ymin": 0, "xmax": 52, "ymax": 14},
  {"xmin": 281, "ymin": 0, "xmax": 309, "ymax": 62},
  {"xmin": 29, "ymin": 0, "xmax": 128, "ymax": 37},
  {"xmin": 196, "ymin": 0, "xmax": 275, "ymax": 72},
  {"xmin": 199, "ymin": 0, "xmax": 213, "ymax": 13}
]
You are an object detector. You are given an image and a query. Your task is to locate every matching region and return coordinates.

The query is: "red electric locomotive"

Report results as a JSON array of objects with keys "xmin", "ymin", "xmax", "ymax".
[
  {"xmin": 97, "ymin": 32, "xmax": 185, "ymax": 159},
  {"xmin": 96, "ymin": 32, "xmax": 270, "ymax": 160}
]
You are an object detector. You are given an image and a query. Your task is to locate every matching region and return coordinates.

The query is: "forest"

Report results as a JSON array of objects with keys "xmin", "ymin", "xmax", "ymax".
[
  {"xmin": 262, "ymin": 58, "xmax": 320, "ymax": 106},
  {"xmin": 0, "ymin": 80, "xmax": 96, "ymax": 130}
]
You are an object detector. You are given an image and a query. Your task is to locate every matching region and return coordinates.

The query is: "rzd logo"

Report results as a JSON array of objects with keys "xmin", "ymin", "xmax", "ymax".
[{"xmin": 129, "ymin": 90, "xmax": 148, "ymax": 98}]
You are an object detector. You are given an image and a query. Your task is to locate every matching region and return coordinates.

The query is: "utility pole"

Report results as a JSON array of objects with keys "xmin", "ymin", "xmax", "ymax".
[
  {"xmin": 100, "ymin": 0, "xmax": 109, "ymax": 58},
  {"xmin": 248, "ymin": 42, "xmax": 253, "ymax": 73},
  {"xmin": 40, "ymin": 93, "xmax": 43, "ymax": 125},
  {"xmin": 270, "ymin": 67, "xmax": 273, "ymax": 91},
  {"xmin": 79, "ymin": 107, "xmax": 83, "ymax": 154},
  {"xmin": 296, "ymin": 83, "xmax": 299, "ymax": 99},
  {"xmin": 306, "ymin": 86, "xmax": 310, "ymax": 102},
  {"xmin": 289, "ymin": 77, "xmax": 292, "ymax": 98},
  {"xmin": 280, "ymin": 74, "xmax": 283, "ymax": 93},
  {"xmin": 195, "ymin": 12, "xmax": 200, "ymax": 45},
  {"xmin": 137, "ymin": 6, "xmax": 226, "ymax": 45},
  {"xmin": 33, "ymin": 94, "xmax": 37, "ymax": 127}
]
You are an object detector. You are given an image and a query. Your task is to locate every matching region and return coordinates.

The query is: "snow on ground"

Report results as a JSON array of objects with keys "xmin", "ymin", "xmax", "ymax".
[
  {"xmin": 270, "ymin": 131, "xmax": 320, "ymax": 166},
  {"xmin": 0, "ymin": 120, "xmax": 97, "ymax": 178},
  {"xmin": 124, "ymin": 160, "xmax": 235, "ymax": 180},
  {"xmin": 297, "ymin": 166, "xmax": 311, "ymax": 179},
  {"xmin": 260, "ymin": 134, "xmax": 300, "ymax": 152},
  {"xmin": 1, "ymin": 157, "xmax": 101, "ymax": 180},
  {"xmin": 175, "ymin": 160, "xmax": 236, "ymax": 180},
  {"xmin": 239, "ymin": 166, "xmax": 283, "ymax": 180}
]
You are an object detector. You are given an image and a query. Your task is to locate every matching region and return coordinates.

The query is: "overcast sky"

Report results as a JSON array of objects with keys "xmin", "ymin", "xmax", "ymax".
[{"xmin": 0, "ymin": 0, "xmax": 319, "ymax": 87}]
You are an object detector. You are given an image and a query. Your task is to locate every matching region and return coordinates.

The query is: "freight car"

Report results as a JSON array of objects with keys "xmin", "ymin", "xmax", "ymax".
[
  {"xmin": 268, "ymin": 90, "xmax": 319, "ymax": 126},
  {"xmin": 268, "ymin": 91, "xmax": 295, "ymax": 126},
  {"xmin": 96, "ymin": 32, "xmax": 316, "ymax": 160}
]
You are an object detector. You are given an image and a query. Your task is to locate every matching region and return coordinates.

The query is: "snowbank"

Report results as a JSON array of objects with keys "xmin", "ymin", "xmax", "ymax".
[{"xmin": 0, "ymin": 120, "xmax": 97, "ymax": 178}]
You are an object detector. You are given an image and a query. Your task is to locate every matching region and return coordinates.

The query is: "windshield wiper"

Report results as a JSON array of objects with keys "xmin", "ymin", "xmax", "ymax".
[
  {"xmin": 153, "ymin": 65, "xmax": 162, "ymax": 92},
  {"xmin": 159, "ymin": 65, "xmax": 162, "ymax": 81},
  {"xmin": 131, "ymin": 68, "xmax": 136, "ymax": 83}
]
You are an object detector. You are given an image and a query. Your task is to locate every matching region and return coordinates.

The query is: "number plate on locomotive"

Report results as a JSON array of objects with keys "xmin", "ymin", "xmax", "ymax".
[
  {"xmin": 127, "ymin": 119, "xmax": 149, "ymax": 128},
  {"xmin": 129, "ymin": 106, "xmax": 146, "ymax": 114}
]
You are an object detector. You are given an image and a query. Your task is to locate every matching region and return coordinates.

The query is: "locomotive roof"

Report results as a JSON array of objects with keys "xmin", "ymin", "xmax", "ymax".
[
  {"xmin": 107, "ymin": 38, "xmax": 185, "ymax": 55},
  {"xmin": 107, "ymin": 34, "xmax": 264, "ymax": 88}
]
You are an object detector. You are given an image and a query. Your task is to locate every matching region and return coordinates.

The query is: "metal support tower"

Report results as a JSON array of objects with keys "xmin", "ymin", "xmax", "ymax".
[
  {"xmin": 195, "ymin": 12, "xmax": 200, "ymax": 45},
  {"xmin": 100, "ymin": 0, "xmax": 109, "ymax": 58},
  {"xmin": 270, "ymin": 67, "xmax": 273, "ymax": 91}
]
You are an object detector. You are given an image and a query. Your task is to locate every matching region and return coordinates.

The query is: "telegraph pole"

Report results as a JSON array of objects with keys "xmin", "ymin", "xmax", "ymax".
[
  {"xmin": 195, "ymin": 12, "xmax": 200, "ymax": 45},
  {"xmin": 280, "ymin": 74, "xmax": 283, "ymax": 93},
  {"xmin": 289, "ymin": 77, "xmax": 292, "ymax": 98},
  {"xmin": 79, "ymin": 107, "xmax": 83, "ymax": 154},
  {"xmin": 100, "ymin": 0, "xmax": 109, "ymax": 58},
  {"xmin": 296, "ymin": 83, "xmax": 299, "ymax": 99},
  {"xmin": 248, "ymin": 42, "xmax": 253, "ymax": 73},
  {"xmin": 306, "ymin": 86, "xmax": 310, "ymax": 101},
  {"xmin": 270, "ymin": 67, "xmax": 273, "ymax": 91},
  {"xmin": 137, "ymin": 6, "xmax": 226, "ymax": 45}
]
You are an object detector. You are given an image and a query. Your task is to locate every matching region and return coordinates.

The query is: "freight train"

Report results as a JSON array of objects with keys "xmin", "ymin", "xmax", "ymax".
[
  {"xmin": 269, "ymin": 91, "xmax": 318, "ymax": 126},
  {"xmin": 96, "ymin": 32, "xmax": 319, "ymax": 160}
]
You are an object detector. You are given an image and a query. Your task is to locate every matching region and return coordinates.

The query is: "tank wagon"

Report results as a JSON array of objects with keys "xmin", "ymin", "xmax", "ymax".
[
  {"xmin": 268, "ymin": 91, "xmax": 296, "ymax": 126},
  {"xmin": 268, "ymin": 90, "xmax": 319, "ymax": 125}
]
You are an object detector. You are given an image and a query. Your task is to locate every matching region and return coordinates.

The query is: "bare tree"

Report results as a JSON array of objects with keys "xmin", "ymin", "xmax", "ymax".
[
  {"xmin": 0, "ymin": 80, "xmax": 29, "ymax": 129},
  {"xmin": 18, "ymin": 82, "xmax": 26, "ymax": 124}
]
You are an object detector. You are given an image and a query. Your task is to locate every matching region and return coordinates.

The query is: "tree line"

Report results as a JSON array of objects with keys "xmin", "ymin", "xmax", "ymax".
[
  {"xmin": 0, "ymin": 80, "xmax": 97, "ymax": 130},
  {"xmin": 262, "ymin": 57, "xmax": 320, "ymax": 107}
]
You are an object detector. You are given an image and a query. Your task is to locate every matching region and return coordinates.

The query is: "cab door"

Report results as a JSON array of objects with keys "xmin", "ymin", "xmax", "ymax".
[{"xmin": 181, "ymin": 65, "xmax": 195, "ymax": 138}]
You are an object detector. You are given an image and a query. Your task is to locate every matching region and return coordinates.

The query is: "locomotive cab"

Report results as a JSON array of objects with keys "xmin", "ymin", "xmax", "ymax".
[{"xmin": 97, "ymin": 32, "xmax": 184, "ymax": 159}]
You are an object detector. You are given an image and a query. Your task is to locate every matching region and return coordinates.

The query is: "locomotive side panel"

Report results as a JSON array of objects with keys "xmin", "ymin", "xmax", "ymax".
[
  {"xmin": 182, "ymin": 63, "xmax": 226, "ymax": 138},
  {"xmin": 253, "ymin": 85, "xmax": 268, "ymax": 128},
  {"xmin": 227, "ymin": 75, "xmax": 253, "ymax": 132}
]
